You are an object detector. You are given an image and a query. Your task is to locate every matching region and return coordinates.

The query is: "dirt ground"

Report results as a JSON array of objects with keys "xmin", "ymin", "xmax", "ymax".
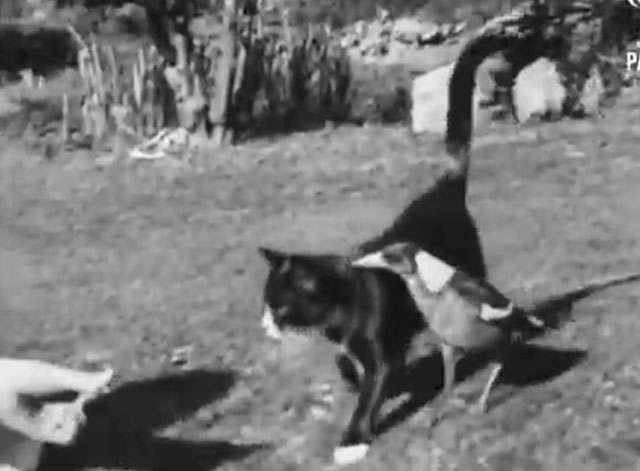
[{"xmin": 2, "ymin": 84, "xmax": 640, "ymax": 471}]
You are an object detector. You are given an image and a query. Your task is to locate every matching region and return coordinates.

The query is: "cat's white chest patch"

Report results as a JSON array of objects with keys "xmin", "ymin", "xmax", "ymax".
[
  {"xmin": 479, "ymin": 303, "xmax": 514, "ymax": 322},
  {"xmin": 261, "ymin": 306, "xmax": 283, "ymax": 340},
  {"xmin": 414, "ymin": 251, "xmax": 455, "ymax": 293}
]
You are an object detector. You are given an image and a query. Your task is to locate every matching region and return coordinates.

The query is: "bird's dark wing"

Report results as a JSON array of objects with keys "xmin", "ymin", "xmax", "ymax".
[{"xmin": 447, "ymin": 271, "xmax": 512, "ymax": 309}]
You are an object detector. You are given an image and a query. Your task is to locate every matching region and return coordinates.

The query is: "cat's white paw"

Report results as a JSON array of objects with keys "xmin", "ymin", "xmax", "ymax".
[{"xmin": 333, "ymin": 444, "xmax": 369, "ymax": 466}]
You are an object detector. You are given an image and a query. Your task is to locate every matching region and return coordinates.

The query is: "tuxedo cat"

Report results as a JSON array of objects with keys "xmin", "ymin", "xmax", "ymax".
[{"xmin": 258, "ymin": 31, "xmax": 515, "ymax": 465}]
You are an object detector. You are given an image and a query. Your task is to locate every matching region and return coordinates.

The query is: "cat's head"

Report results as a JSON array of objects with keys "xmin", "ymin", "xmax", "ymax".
[{"xmin": 258, "ymin": 246, "xmax": 352, "ymax": 340}]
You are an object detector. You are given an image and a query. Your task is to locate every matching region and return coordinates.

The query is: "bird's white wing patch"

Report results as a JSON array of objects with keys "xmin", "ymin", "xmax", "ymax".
[
  {"xmin": 415, "ymin": 251, "xmax": 455, "ymax": 292},
  {"xmin": 479, "ymin": 302, "xmax": 515, "ymax": 322}
]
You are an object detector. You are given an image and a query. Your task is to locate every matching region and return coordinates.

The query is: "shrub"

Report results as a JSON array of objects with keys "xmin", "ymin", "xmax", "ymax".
[
  {"xmin": 0, "ymin": 23, "xmax": 78, "ymax": 79},
  {"xmin": 347, "ymin": 63, "xmax": 413, "ymax": 125}
]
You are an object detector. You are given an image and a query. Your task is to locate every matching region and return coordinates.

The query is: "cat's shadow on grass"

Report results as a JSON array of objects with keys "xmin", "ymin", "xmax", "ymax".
[
  {"xmin": 41, "ymin": 369, "xmax": 269, "ymax": 471},
  {"xmin": 377, "ymin": 272, "xmax": 640, "ymax": 435}
]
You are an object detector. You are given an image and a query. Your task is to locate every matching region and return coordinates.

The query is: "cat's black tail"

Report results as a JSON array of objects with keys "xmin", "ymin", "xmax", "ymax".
[
  {"xmin": 444, "ymin": 1, "xmax": 557, "ymax": 199},
  {"xmin": 444, "ymin": 33, "xmax": 518, "ymax": 199}
]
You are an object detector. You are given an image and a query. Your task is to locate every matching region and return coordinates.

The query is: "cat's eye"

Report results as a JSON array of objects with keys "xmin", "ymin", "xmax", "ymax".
[{"xmin": 383, "ymin": 251, "xmax": 403, "ymax": 266}]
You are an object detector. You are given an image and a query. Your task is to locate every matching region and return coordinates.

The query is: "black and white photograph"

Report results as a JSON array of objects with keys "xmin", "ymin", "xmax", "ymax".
[{"xmin": 2, "ymin": 1, "xmax": 640, "ymax": 470}]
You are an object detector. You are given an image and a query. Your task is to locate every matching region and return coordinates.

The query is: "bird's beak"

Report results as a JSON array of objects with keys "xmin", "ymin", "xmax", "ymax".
[{"xmin": 351, "ymin": 252, "xmax": 386, "ymax": 268}]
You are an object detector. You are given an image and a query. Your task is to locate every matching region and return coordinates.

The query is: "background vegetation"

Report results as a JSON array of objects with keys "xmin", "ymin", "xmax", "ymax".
[{"xmin": 1, "ymin": 0, "xmax": 639, "ymax": 145}]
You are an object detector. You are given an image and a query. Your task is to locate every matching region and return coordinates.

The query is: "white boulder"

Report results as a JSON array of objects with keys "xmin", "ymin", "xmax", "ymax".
[
  {"xmin": 513, "ymin": 58, "xmax": 565, "ymax": 123},
  {"xmin": 410, "ymin": 63, "xmax": 483, "ymax": 135}
]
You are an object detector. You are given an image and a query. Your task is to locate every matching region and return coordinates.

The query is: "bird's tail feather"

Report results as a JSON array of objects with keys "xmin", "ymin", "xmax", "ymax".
[{"xmin": 515, "ymin": 272, "xmax": 640, "ymax": 339}]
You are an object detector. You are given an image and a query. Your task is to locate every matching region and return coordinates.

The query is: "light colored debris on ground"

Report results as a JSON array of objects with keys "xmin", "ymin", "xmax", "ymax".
[
  {"xmin": 169, "ymin": 345, "xmax": 194, "ymax": 366},
  {"xmin": 128, "ymin": 127, "xmax": 193, "ymax": 161}
]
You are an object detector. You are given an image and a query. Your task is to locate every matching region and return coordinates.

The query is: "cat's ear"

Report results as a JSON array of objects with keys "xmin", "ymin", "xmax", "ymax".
[
  {"xmin": 384, "ymin": 242, "xmax": 416, "ymax": 266},
  {"xmin": 258, "ymin": 246, "xmax": 288, "ymax": 267}
]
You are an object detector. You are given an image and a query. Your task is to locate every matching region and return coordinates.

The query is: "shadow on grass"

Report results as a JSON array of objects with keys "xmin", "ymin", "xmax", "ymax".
[
  {"xmin": 41, "ymin": 369, "xmax": 269, "ymax": 471},
  {"xmin": 377, "ymin": 271, "xmax": 640, "ymax": 435},
  {"xmin": 378, "ymin": 345, "xmax": 587, "ymax": 435}
]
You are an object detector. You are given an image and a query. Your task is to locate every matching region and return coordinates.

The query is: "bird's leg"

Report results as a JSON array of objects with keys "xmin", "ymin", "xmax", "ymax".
[
  {"xmin": 475, "ymin": 361, "xmax": 503, "ymax": 414},
  {"xmin": 441, "ymin": 343, "xmax": 459, "ymax": 405},
  {"xmin": 430, "ymin": 343, "xmax": 459, "ymax": 425}
]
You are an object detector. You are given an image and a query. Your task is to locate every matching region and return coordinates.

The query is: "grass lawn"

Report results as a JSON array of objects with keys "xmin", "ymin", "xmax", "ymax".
[{"xmin": 2, "ymin": 86, "xmax": 640, "ymax": 471}]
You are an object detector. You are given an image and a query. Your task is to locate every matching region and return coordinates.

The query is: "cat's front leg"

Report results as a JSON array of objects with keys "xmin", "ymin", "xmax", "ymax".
[{"xmin": 334, "ymin": 338, "xmax": 389, "ymax": 466}]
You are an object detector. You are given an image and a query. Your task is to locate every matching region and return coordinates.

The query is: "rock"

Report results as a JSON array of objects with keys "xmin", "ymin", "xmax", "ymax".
[
  {"xmin": 392, "ymin": 17, "xmax": 432, "ymax": 42},
  {"xmin": 580, "ymin": 67, "xmax": 604, "ymax": 116},
  {"xmin": 410, "ymin": 63, "xmax": 484, "ymax": 135},
  {"xmin": 476, "ymin": 52, "xmax": 509, "ymax": 105},
  {"xmin": 342, "ymin": 16, "xmax": 466, "ymax": 60},
  {"xmin": 513, "ymin": 58, "xmax": 566, "ymax": 123}
]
